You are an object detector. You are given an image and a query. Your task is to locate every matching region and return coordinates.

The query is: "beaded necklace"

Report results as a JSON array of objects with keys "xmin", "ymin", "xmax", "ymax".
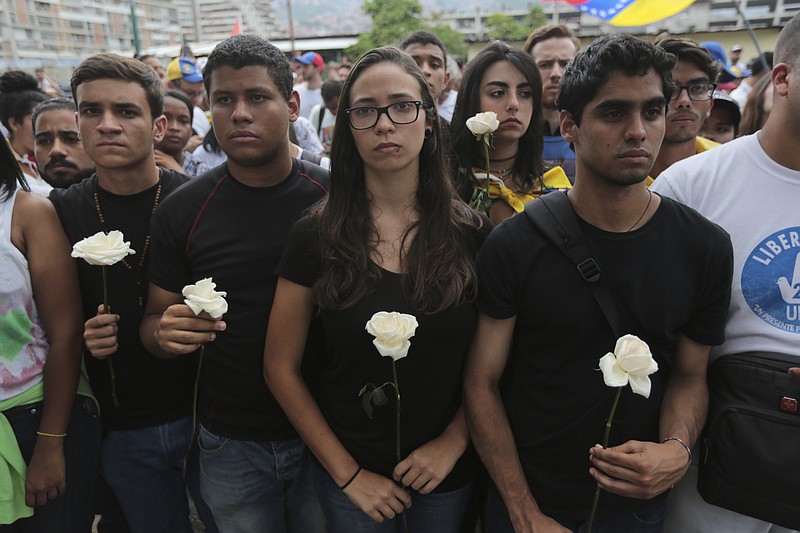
[{"xmin": 93, "ymin": 175, "xmax": 162, "ymax": 307}]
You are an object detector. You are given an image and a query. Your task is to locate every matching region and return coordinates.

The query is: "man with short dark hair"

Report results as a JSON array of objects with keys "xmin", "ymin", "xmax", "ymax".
[
  {"xmin": 650, "ymin": 37, "xmax": 721, "ymax": 179},
  {"xmin": 293, "ymin": 51, "xmax": 324, "ymax": 119},
  {"xmin": 465, "ymin": 35, "xmax": 733, "ymax": 532},
  {"xmin": 652, "ymin": 13, "xmax": 800, "ymax": 533},
  {"xmin": 523, "ymin": 24, "xmax": 580, "ymax": 181},
  {"xmin": 48, "ymin": 53, "xmax": 214, "ymax": 532},
  {"xmin": 401, "ymin": 30, "xmax": 450, "ymax": 111},
  {"xmin": 141, "ymin": 34, "xmax": 329, "ymax": 532},
  {"xmin": 32, "ymin": 98, "xmax": 94, "ymax": 188}
]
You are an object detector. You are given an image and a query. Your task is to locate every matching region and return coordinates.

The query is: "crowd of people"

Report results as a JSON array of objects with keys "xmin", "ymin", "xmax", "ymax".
[{"xmin": 1, "ymin": 12, "xmax": 799, "ymax": 533}]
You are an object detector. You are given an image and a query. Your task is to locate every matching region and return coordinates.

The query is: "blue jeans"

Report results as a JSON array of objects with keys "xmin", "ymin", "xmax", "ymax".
[
  {"xmin": 485, "ymin": 484, "xmax": 667, "ymax": 533},
  {"xmin": 313, "ymin": 462, "xmax": 472, "ymax": 533},
  {"xmin": 197, "ymin": 425, "xmax": 326, "ymax": 533},
  {"xmin": 101, "ymin": 416, "xmax": 216, "ymax": 533},
  {"xmin": 1, "ymin": 395, "xmax": 101, "ymax": 533}
]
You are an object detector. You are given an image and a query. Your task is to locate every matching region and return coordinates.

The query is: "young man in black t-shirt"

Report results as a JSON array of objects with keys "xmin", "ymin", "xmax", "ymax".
[
  {"xmin": 464, "ymin": 35, "xmax": 733, "ymax": 533},
  {"xmin": 141, "ymin": 35, "xmax": 329, "ymax": 532},
  {"xmin": 49, "ymin": 54, "xmax": 215, "ymax": 532}
]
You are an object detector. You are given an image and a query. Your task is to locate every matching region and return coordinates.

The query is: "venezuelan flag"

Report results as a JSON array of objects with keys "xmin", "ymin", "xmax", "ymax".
[{"xmin": 545, "ymin": 0, "xmax": 696, "ymax": 26}]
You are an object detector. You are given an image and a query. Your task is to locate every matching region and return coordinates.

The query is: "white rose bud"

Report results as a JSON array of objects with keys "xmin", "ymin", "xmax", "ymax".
[
  {"xmin": 182, "ymin": 278, "xmax": 228, "ymax": 319},
  {"xmin": 466, "ymin": 111, "xmax": 500, "ymax": 136},
  {"xmin": 598, "ymin": 334, "xmax": 659, "ymax": 398},
  {"xmin": 71, "ymin": 230, "xmax": 136, "ymax": 266},
  {"xmin": 365, "ymin": 311, "xmax": 419, "ymax": 361}
]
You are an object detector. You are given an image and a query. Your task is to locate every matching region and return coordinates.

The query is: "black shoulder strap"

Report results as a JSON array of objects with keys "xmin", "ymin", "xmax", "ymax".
[
  {"xmin": 524, "ymin": 192, "xmax": 620, "ymax": 338},
  {"xmin": 317, "ymin": 106, "xmax": 326, "ymax": 134}
]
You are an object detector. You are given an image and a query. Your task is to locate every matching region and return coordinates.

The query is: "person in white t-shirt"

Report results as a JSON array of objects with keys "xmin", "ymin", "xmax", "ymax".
[
  {"xmin": 651, "ymin": 14, "xmax": 800, "ymax": 533},
  {"xmin": 293, "ymin": 52, "xmax": 324, "ymax": 119}
]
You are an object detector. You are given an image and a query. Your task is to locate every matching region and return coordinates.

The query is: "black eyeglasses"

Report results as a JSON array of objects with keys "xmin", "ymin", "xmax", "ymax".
[
  {"xmin": 345, "ymin": 100, "xmax": 423, "ymax": 130},
  {"xmin": 671, "ymin": 82, "xmax": 716, "ymax": 102}
]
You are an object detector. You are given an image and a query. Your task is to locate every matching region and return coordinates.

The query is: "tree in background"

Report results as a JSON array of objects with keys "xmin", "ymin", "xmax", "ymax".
[
  {"xmin": 347, "ymin": 0, "xmax": 424, "ymax": 59},
  {"xmin": 346, "ymin": 1, "xmax": 543, "ymax": 61},
  {"xmin": 485, "ymin": 6, "xmax": 547, "ymax": 42}
]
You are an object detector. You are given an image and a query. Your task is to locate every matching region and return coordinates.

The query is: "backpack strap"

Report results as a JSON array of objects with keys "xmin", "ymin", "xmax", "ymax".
[
  {"xmin": 317, "ymin": 106, "xmax": 326, "ymax": 135},
  {"xmin": 524, "ymin": 191, "xmax": 620, "ymax": 337}
]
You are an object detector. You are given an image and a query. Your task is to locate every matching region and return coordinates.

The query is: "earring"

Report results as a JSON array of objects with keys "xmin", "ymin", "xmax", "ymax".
[{"xmin": 424, "ymin": 129, "xmax": 432, "ymax": 138}]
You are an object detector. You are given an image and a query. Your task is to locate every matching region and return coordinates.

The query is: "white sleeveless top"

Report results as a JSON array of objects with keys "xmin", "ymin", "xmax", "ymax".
[{"xmin": 0, "ymin": 187, "xmax": 49, "ymax": 400}]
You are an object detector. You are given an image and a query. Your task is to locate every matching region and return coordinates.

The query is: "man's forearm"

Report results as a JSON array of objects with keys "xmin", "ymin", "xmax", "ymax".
[
  {"xmin": 465, "ymin": 383, "xmax": 543, "ymax": 524},
  {"xmin": 660, "ymin": 371, "xmax": 708, "ymax": 449}
]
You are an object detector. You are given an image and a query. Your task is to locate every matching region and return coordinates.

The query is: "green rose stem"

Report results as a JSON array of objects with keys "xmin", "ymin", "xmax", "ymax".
[
  {"xmin": 391, "ymin": 360, "xmax": 408, "ymax": 533},
  {"xmin": 101, "ymin": 265, "xmax": 119, "ymax": 407},
  {"xmin": 587, "ymin": 386, "xmax": 623, "ymax": 533},
  {"xmin": 482, "ymin": 135, "xmax": 491, "ymax": 199}
]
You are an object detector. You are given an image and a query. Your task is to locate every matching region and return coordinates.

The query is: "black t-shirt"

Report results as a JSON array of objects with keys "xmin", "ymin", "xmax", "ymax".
[
  {"xmin": 278, "ymin": 213, "xmax": 488, "ymax": 492},
  {"xmin": 148, "ymin": 160, "xmax": 329, "ymax": 441},
  {"xmin": 478, "ymin": 194, "xmax": 733, "ymax": 520},
  {"xmin": 49, "ymin": 170, "xmax": 195, "ymax": 431}
]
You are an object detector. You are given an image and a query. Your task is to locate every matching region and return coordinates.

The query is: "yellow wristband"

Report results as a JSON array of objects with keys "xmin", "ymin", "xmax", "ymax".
[{"xmin": 36, "ymin": 431, "xmax": 67, "ymax": 438}]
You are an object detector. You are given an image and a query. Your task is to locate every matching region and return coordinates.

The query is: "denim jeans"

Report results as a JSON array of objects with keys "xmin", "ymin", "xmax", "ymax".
[
  {"xmin": 1, "ymin": 395, "xmax": 101, "ymax": 533},
  {"xmin": 101, "ymin": 416, "xmax": 216, "ymax": 533},
  {"xmin": 313, "ymin": 462, "xmax": 473, "ymax": 533},
  {"xmin": 197, "ymin": 425, "xmax": 326, "ymax": 533},
  {"xmin": 485, "ymin": 483, "xmax": 668, "ymax": 533}
]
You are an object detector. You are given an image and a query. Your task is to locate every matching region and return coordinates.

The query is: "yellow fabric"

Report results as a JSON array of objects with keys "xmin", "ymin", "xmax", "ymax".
[
  {"xmin": 473, "ymin": 166, "xmax": 572, "ymax": 214},
  {"xmin": 0, "ymin": 376, "xmax": 96, "ymax": 524},
  {"xmin": 610, "ymin": 0, "xmax": 695, "ymax": 26}
]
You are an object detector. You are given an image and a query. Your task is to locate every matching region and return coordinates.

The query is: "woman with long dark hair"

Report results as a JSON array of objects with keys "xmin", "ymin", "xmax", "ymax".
[
  {"xmin": 0, "ymin": 71, "xmax": 48, "ymax": 191},
  {"xmin": 0, "ymin": 130, "xmax": 101, "ymax": 530},
  {"xmin": 451, "ymin": 41, "xmax": 570, "ymax": 225},
  {"xmin": 264, "ymin": 46, "xmax": 487, "ymax": 532}
]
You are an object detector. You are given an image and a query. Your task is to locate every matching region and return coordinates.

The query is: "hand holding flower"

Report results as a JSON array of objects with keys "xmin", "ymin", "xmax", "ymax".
[
  {"xmin": 153, "ymin": 278, "xmax": 228, "ymax": 356},
  {"xmin": 83, "ymin": 304, "xmax": 120, "ymax": 360}
]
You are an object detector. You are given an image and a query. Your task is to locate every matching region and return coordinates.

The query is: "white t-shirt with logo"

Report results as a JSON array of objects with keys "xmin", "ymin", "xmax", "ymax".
[{"xmin": 652, "ymin": 133, "xmax": 800, "ymax": 360}]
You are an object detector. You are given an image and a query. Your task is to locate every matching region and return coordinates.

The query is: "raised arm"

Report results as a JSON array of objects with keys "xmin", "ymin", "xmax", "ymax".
[
  {"xmin": 13, "ymin": 192, "xmax": 83, "ymax": 507},
  {"xmin": 264, "ymin": 277, "xmax": 411, "ymax": 523},
  {"xmin": 464, "ymin": 313, "xmax": 570, "ymax": 533}
]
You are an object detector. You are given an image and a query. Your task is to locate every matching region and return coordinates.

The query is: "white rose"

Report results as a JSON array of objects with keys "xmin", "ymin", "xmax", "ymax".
[
  {"xmin": 182, "ymin": 278, "xmax": 228, "ymax": 318},
  {"xmin": 71, "ymin": 230, "xmax": 135, "ymax": 266},
  {"xmin": 598, "ymin": 334, "xmax": 659, "ymax": 398},
  {"xmin": 365, "ymin": 311, "xmax": 419, "ymax": 361},
  {"xmin": 466, "ymin": 111, "xmax": 500, "ymax": 136}
]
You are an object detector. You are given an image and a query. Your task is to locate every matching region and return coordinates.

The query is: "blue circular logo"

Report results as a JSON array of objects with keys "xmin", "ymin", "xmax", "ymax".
[{"xmin": 742, "ymin": 227, "xmax": 800, "ymax": 334}]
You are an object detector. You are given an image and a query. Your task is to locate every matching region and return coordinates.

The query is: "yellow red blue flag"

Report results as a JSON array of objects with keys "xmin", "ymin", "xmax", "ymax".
[{"xmin": 544, "ymin": 0, "xmax": 696, "ymax": 26}]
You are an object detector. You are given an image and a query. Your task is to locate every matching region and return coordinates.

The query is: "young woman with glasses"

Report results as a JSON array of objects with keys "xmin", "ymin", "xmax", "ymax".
[
  {"xmin": 450, "ymin": 41, "xmax": 571, "ymax": 225},
  {"xmin": 264, "ymin": 46, "xmax": 488, "ymax": 532}
]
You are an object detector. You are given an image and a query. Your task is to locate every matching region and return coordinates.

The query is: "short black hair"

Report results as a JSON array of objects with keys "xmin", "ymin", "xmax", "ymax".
[
  {"xmin": 401, "ymin": 30, "xmax": 448, "ymax": 71},
  {"xmin": 203, "ymin": 34, "xmax": 292, "ymax": 101},
  {"xmin": 321, "ymin": 79, "xmax": 343, "ymax": 101},
  {"xmin": 558, "ymin": 34, "xmax": 676, "ymax": 125},
  {"xmin": 31, "ymin": 97, "xmax": 76, "ymax": 135},
  {"xmin": 776, "ymin": 12, "xmax": 800, "ymax": 65},
  {"xmin": 656, "ymin": 36, "xmax": 720, "ymax": 83},
  {"xmin": 164, "ymin": 89, "xmax": 194, "ymax": 122}
]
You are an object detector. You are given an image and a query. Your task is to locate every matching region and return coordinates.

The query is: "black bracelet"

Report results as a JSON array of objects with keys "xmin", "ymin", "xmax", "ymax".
[{"xmin": 339, "ymin": 466, "xmax": 362, "ymax": 490}]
